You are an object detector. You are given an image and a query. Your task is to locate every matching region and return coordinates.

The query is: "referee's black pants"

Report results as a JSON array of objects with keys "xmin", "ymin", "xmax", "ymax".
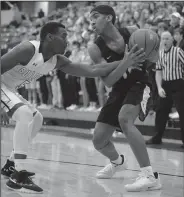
[{"xmin": 155, "ymin": 79, "xmax": 184, "ymax": 143}]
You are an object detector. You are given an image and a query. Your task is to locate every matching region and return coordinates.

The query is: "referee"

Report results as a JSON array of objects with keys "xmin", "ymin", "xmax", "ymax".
[{"xmin": 146, "ymin": 31, "xmax": 184, "ymax": 148}]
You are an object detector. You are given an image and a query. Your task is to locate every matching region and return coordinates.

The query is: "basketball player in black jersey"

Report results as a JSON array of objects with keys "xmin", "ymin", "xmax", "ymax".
[{"xmin": 89, "ymin": 5, "xmax": 162, "ymax": 192}]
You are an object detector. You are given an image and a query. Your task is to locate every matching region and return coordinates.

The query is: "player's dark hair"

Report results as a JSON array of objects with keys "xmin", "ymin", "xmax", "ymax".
[
  {"xmin": 39, "ymin": 22, "xmax": 65, "ymax": 52},
  {"xmin": 40, "ymin": 22, "xmax": 65, "ymax": 41},
  {"xmin": 90, "ymin": 5, "xmax": 116, "ymax": 24}
]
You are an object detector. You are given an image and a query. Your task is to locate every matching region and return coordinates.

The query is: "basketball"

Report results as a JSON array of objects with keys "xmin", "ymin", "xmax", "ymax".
[{"xmin": 129, "ymin": 29, "xmax": 160, "ymax": 62}]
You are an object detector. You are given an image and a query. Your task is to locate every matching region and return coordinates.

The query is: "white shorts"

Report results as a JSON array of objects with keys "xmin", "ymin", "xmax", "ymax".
[
  {"xmin": 25, "ymin": 81, "xmax": 37, "ymax": 90},
  {"xmin": 1, "ymin": 83, "xmax": 36, "ymax": 116}
]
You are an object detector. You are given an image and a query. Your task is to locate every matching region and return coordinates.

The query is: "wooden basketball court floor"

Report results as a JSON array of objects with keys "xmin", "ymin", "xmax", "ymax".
[{"xmin": 1, "ymin": 126, "xmax": 184, "ymax": 197}]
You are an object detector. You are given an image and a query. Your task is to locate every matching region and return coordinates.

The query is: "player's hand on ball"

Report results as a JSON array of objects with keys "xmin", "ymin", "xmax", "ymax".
[
  {"xmin": 1, "ymin": 108, "xmax": 9, "ymax": 126},
  {"xmin": 124, "ymin": 44, "xmax": 146, "ymax": 67},
  {"xmin": 158, "ymin": 87, "xmax": 166, "ymax": 98}
]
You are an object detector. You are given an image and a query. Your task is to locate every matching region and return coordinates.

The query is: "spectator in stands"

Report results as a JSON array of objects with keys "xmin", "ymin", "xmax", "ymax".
[
  {"xmin": 79, "ymin": 45, "xmax": 90, "ymax": 111},
  {"xmin": 157, "ymin": 22, "xmax": 169, "ymax": 38},
  {"xmin": 85, "ymin": 78, "xmax": 98, "ymax": 111},
  {"xmin": 38, "ymin": 9, "xmax": 45, "ymax": 18},
  {"xmin": 38, "ymin": 76, "xmax": 49, "ymax": 109},
  {"xmin": 180, "ymin": 17, "xmax": 184, "ymax": 28},
  {"xmin": 169, "ymin": 12, "xmax": 181, "ymax": 34},
  {"xmin": 174, "ymin": 27, "xmax": 184, "ymax": 50},
  {"xmin": 172, "ymin": 2, "xmax": 183, "ymax": 15},
  {"xmin": 50, "ymin": 70, "xmax": 62, "ymax": 109},
  {"xmin": 66, "ymin": 41, "xmax": 81, "ymax": 110},
  {"xmin": 57, "ymin": 50, "xmax": 72, "ymax": 109},
  {"xmin": 146, "ymin": 31, "xmax": 184, "ymax": 148}
]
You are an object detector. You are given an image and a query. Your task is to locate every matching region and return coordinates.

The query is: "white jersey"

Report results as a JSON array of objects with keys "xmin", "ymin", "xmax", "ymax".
[{"xmin": 1, "ymin": 40, "xmax": 57, "ymax": 90}]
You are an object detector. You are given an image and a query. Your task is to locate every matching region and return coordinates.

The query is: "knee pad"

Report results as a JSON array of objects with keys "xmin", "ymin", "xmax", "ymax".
[{"xmin": 12, "ymin": 105, "xmax": 34, "ymax": 123}]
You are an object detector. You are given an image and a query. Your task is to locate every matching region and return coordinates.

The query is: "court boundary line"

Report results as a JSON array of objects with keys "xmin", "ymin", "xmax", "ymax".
[{"xmin": 1, "ymin": 154, "xmax": 184, "ymax": 178}]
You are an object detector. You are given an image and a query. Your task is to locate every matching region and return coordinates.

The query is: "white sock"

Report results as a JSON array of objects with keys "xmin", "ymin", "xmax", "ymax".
[
  {"xmin": 141, "ymin": 166, "xmax": 154, "ymax": 176},
  {"xmin": 9, "ymin": 150, "xmax": 14, "ymax": 161},
  {"xmin": 111, "ymin": 155, "xmax": 123, "ymax": 165},
  {"xmin": 14, "ymin": 159, "xmax": 28, "ymax": 171}
]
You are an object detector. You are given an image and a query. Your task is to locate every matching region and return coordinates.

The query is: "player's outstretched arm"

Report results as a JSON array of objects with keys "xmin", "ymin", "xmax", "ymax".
[
  {"xmin": 55, "ymin": 55, "xmax": 121, "ymax": 77},
  {"xmin": 1, "ymin": 41, "xmax": 35, "ymax": 74}
]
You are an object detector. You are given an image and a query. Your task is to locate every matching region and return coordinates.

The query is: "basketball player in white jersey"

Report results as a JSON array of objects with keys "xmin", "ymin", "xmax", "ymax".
[{"xmin": 1, "ymin": 21, "xmax": 145, "ymax": 193}]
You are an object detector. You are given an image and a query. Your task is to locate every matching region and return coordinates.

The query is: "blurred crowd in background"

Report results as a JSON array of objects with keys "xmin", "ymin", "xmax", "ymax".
[{"xmin": 1, "ymin": 2, "xmax": 184, "ymax": 118}]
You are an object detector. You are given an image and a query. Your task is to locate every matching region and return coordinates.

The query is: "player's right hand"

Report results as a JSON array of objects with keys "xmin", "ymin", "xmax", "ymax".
[
  {"xmin": 124, "ymin": 44, "xmax": 146, "ymax": 67},
  {"xmin": 158, "ymin": 87, "xmax": 166, "ymax": 98},
  {"xmin": 1, "ymin": 108, "xmax": 9, "ymax": 126}
]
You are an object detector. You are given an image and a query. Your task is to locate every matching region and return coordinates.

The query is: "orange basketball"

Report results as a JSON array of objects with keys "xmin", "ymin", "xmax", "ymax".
[{"xmin": 129, "ymin": 29, "xmax": 160, "ymax": 63}]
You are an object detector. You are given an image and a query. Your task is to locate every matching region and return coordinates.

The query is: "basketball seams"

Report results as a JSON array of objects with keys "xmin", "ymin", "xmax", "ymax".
[
  {"xmin": 129, "ymin": 29, "xmax": 159, "ymax": 61},
  {"xmin": 147, "ymin": 32, "xmax": 159, "ymax": 58}
]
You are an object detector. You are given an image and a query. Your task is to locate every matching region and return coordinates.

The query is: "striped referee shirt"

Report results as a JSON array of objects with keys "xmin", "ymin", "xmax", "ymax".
[{"xmin": 156, "ymin": 46, "xmax": 184, "ymax": 81}]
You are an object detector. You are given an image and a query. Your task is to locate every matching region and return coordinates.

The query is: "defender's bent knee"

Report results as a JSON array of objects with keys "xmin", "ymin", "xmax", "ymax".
[
  {"xmin": 12, "ymin": 105, "xmax": 33, "ymax": 122},
  {"xmin": 34, "ymin": 110, "xmax": 43, "ymax": 125}
]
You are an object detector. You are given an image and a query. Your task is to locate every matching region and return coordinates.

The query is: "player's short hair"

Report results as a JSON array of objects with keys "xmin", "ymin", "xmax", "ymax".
[
  {"xmin": 90, "ymin": 5, "xmax": 116, "ymax": 24},
  {"xmin": 40, "ymin": 22, "xmax": 65, "ymax": 41}
]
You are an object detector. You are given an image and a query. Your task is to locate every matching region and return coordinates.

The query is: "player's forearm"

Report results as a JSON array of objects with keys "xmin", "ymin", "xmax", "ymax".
[
  {"xmin": 155, "ymin": 70, "xmax": 163, "ymax": 89},
  {"xmin": 92, "ymin": 60, "xmax": 121, "ymax": 77},
  {"xmin": 57, "ymin": 54, "xmax": 120, "ymax": 78},
  {"xmin": 100, "ymin": 58, "xmax": 131, "ymax": 87}
]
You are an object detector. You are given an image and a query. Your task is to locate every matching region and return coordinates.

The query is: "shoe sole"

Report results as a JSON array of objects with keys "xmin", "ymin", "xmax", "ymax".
[
  {"xmin": 6, "ymin": 184, "xmax": 43, "ymax": 194},
  {"xmin": 126, "ymin": 184, "xmax": 162, "ymax": 192}
]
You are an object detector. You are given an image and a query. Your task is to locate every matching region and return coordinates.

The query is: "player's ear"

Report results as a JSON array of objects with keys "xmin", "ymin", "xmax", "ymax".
[
  {"xmin": 46, "ymin": 33, "xmax": 54, "ymax": 41},
  {"xmin": 106, "ymin": 15, "xmax": 113, "ymax": 23}
]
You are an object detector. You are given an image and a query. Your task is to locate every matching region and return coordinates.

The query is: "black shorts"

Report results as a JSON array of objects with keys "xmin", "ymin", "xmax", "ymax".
[{"xmin": 97, "ymin": 82, "xmax": 145, "ymax": 127}]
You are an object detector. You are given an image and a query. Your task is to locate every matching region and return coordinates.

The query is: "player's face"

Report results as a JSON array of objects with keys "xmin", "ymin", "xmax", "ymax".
[
  {"xmin": 90, "ymin": 11, "xmax": 108, "ymax": 34},
  {"xmin": 51, "ymin": 27, "xmax": 68, "ymax": 55}
]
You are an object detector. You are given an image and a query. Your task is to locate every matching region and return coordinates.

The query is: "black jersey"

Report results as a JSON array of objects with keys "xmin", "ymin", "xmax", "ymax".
[{"xmin": 94, "ymin": 27, "xmax": 147, "ymax": 93}]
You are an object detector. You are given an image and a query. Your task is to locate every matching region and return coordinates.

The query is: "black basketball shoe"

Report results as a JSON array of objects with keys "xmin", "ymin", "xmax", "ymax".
[
  {"xmin": 1, "ymin": 159, "xmax": 35, "ymax": 178},
  {"xmin": 6, "ymin": 170, "xmax": 43, "ymax": 194}
]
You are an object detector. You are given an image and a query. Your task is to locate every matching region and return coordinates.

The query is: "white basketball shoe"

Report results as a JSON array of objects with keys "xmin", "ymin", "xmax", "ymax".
[
  {"xmin": 96, "ymin": 155, "xmax": 128, "ymax": 179},
  {"xmin": 125, "ymin": 171, "xmax": 162, "ymax": 192}
]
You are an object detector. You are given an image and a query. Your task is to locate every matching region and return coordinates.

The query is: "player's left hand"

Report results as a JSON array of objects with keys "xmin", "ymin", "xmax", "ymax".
[
  {"xmin": 123, "ymin": 44, "xmax": 146, "ymax": 68},
  {"xmin": 1, "ymin": 108, "xmax": 9, "ymax": 126}
]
